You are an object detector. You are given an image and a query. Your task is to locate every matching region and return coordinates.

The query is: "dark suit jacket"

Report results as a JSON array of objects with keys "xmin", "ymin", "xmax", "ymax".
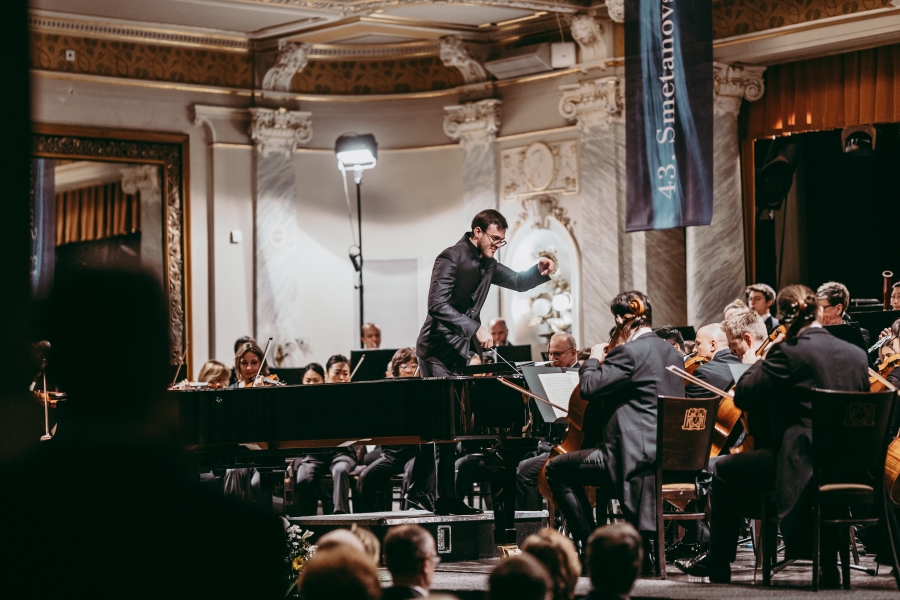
[
  {"xmin": 416, "ymin": 233, "xmax": 549, "ymax": 366},
  {"xmin": 764, "ymin": 313, "xmax": 780, "ymax": 333},
  {"xmin": 734, "ymin": 326, "xmax": 869, "ymax": 551},
  {"xmin": 685, "ymin": 349, "xmax": 742, "ymax": 398},
  {"xmin": 578, "ymin": 333, "xmax": 684, "ymax": 532},
  {"xmin": 381, "ymin": 585, "xmax": 426, "ymax": 599}
]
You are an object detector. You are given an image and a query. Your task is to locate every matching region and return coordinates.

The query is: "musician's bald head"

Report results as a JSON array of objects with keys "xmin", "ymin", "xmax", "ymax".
[
  {"xmin": 489, "ymin": 318, "xmax": 509, "ymax": 347},
  {"xmin": 694, "ymin": 323, "xmax": 728, "ymax": 360}
]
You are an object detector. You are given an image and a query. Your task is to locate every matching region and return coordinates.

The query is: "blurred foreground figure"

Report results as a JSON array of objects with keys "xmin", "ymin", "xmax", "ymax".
[{"xmin": 0, "ymin": 268, "xmax": 285, "ymax": 599}]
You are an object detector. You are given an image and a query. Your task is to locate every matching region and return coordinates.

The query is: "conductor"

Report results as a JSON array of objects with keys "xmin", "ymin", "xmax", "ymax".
[{"xmin": 406, "ymin": 209, "xmax": 555, "ymax": 515}]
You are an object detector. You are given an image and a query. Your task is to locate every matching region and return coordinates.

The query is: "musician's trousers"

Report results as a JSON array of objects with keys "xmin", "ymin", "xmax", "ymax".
[
  {"xmin": 355, "ymin": 451, "xmax": 415, "ymax": 513},
  {"xmin": 544, "ymin": 447, "xmax": 613, "ymax": 544},
  {"xmin": 292, "ymin": 453, "xmax": 357, "ymax": 515},
  {"xmin": 410, "ymin": 358, "xmax": 457, "ymax": 499},
  {"xmin": 517, "ymin": 451, "xmax": 548, "ymax": 511}
]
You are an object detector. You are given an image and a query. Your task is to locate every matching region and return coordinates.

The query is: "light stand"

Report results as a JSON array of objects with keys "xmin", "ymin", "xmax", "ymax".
[{"xmin": 335, "ymin": 133, "xmax": 377, "ymax": 349}]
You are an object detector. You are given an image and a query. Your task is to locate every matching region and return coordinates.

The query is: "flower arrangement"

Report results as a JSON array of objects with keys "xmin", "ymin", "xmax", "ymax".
[{"xmin": 284, "ymin": 525, "xmax": 316, "ymax": 597}]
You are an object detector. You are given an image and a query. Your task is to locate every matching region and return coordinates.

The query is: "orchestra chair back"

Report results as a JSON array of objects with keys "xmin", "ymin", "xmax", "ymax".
[
  {"xmin": 596, "ymin": 396, "xmax": 718, "ymax": 579},
  {"xmin": 806, "ymin": 388, "xmax": 900, "ymax": 591}
]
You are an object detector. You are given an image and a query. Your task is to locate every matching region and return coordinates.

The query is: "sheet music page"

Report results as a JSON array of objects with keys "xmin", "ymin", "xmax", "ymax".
[{"xmin": 538, "ymin": 372, "xmax": 580, "ymax": 419}]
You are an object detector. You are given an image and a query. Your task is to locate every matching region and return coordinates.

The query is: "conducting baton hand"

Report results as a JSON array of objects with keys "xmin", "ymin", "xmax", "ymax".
[
  {"xmin": 538, "ymin": 257, "xmax": 555, "ymax": 276},
  {"xmin": 475, "ymin": 325, "xmax": 494, "ymax": 349}
]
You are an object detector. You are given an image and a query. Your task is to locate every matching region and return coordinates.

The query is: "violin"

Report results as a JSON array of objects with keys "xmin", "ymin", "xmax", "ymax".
[
  {"xmin": 683, "ymin": 354, "xmax": 709, "ymax": 388},
  {"xmin": 536, "ymin": 297, "xmax": 647, "ymax": 507},
  {"xmin": 871, "ymin": 353, "xmax": 900, "ymax": 392},
  {"xmin": 245, "ymin": 372, "xmax": 284, "ymax": 388}
]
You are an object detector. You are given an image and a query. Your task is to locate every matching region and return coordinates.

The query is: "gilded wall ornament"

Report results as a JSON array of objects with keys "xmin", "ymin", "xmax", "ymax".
[
  {"xmin": 501, "ymin": 140, "xmax": 578, "ymax": 200},
  {"xmin": 262, "ymin": 43, "xmax": 311, "ymax": 91},
  {"xmin": 249, "ymin": 108, "xmax": 313, "ymax": 157},
  {"xmin": 558, "ymin": 76, "xmax": 624, "ymax": 132},
  {"xmin": 443, "ymin": 99, "xmax": 502, "ymax": 151},
  {"xmin": 439, "ymin": 36, "xmax": 488, "ymax": 84}
]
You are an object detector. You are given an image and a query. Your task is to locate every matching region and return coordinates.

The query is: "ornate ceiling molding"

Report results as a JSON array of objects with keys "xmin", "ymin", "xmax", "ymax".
[
  {"xmin": 262, "ymin": 43, "xmax": 312, "ymax": 91},
  {"xmin": 439, "ymin": 36, "xmax": 487, "ymax": 84},
  {"xmin": 249, "ymin": 108, "xmax": 313, "ymax": 156},
  {"xmin": 558, "ymin": 76, "xmax": 623, "ymax": 132},
  {"xmin": 713, "ymin": 63, "xmax": 766, "ymax": 117},
  {"xmin": 238, "ymin": 0, "xmax": 587, "ymax": 17},
  {"xmin": 443, "ymin": 99, "xmax": 502, "ymax": 151}
]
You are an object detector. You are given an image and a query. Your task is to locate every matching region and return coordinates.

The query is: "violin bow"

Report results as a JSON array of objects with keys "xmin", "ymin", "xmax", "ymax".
[
  {"xmin": 170, "ymin": 342, "xmax": 189, "ymax": 388},
  {"xmin": 254, "ymin": 337, "xmax": 274, "ymax": 387},
  {"xmin": 496, "ymin": 377, "xmax": 569, "ymax": 414},
  {"xmin": 349, "ymin": 354, "xmax": 365, "ymax": 381},
  {"xmin": 869, "ymin": 368, "xmax": 897, "ymax": 392},
  {"xmin": 666, "ymin": 365, "xmax": 734, "ymax": 398}
]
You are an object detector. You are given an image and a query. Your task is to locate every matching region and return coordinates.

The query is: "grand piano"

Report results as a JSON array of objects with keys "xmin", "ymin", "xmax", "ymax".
[{"xmin": 173, "ymin": 374, "xmax": 539, "ymax": 546}]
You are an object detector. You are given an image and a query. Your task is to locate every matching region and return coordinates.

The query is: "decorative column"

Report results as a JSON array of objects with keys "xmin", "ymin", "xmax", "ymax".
[
  {"xmin": 559, "ymin": 76, "xmax": 624, "ymax": 342},
  {"xmin": 249, "ymin": 107, "xmax": 313, "ymax": 366},
  {"xmin": 121, "ymin": 164, "xmax": 164, "ymax": 282},
  {"xmin": 443, "ymin": 99, "xmax": 502, "ymax": 217},
  {"xmin": 685, "ymin": 64, "xmax": 766, "ymax": 327}
]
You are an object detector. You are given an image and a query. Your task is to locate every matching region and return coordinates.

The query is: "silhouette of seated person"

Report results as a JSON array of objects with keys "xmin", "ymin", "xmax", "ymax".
[{"xmin": 0, "ymin": 267, "xmax": 285, "ymax": 598}]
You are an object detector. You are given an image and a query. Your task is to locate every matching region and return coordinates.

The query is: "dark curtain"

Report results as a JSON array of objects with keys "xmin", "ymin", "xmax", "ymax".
[{"xmin": 56, "ymin": 183, "xmax": 140, "ymax": 246}]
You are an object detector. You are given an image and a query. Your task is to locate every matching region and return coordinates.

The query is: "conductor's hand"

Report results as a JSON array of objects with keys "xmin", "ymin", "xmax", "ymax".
[
  {"xmin": 538, "ymin": 257, "xmax": 555, "ymax": 276},
  {"xmin": 475, "ymin": 326, "xmax": 494, "ymax": 349},
  {"xmin": 589, "ymin": 343, "xmax": 609, "ymax": 363}
]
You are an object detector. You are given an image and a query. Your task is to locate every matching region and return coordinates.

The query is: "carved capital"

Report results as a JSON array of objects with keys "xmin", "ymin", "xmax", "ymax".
[
  {"xmin": 262, "ymin": 43, "xmax": 311, "ymax": 92},
  {"xmin": 439, "ymin": 36, "xmax": 487, "ymax": 84},
  {"xmin": 249, "ymin": 108, "xmax": 313, "ymax": 157},
  {"xmin": 443, "ymin": 99, "xmax": 501, "ymax": 151},
  {"xmin": 569, "ymin": 15, "xmax": 609, "ymax": 63},
  {"xmin": 559, "ymin": 76, "xmax": 624, "ymax": 132},
  {"xmin": 606, "ymin": 0, "xmax": 625, "ymax": 23},
  {"xmin": 120, "ymin": 165, "xmax": 160, "ymax": 196},
  {"xmin": 713, "ymin": 63, "xmax": 767, "ymax": 117}
]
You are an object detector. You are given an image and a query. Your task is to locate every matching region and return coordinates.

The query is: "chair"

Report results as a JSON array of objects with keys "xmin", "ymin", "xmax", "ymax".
[
  {"xmin": 760, "ymin": 388, "xmax": 900, "ymax": 590},
  {"xmin": 596, "ymin": 396, "xmax": 719, "ymax": 578}
]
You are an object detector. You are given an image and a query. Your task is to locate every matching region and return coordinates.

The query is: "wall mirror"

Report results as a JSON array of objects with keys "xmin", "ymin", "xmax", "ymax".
[{"xmin": 31, "ymin": 125, "xmax": 189, "ymax": 365}]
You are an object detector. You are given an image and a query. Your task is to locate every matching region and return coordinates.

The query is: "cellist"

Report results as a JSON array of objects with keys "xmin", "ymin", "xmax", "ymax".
[{"xmin": 544, "ymin": 290, "xmax": 682, "ymax": 567}]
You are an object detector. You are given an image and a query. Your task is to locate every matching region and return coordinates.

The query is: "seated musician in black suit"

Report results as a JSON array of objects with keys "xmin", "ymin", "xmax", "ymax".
[
  {"xmin": 0, "ymin": 268, "xmax": 285, "ymax": 598},
  {"xmin": 745, "ymin": 283, "xmax": 780, "ymax": 333},
  {"xmin": 721, "ymin": 308, "xmax": 768, "ymax": 362},
  {"xmin": 355, "ymin": 348, "xmax": 419, "ymax": 513},
  {"xmin": 685, "ymin": 323, "xmax": 742, "ymax": 399},
  {"xmin": 676, "ymin": 284, "xmax": 870, "ymax": 586},
  {"xmin": 654, "ymin": 325, "xmax": 685, "ymax": 355},
  {"xmin": 545, "ymin": 291, "xmax": 683, "ymax": 559},
  {"xmin": 292, "ymin": 354, "xmax": 357, "ymax": 515},
  {"xmin": 382, "ymin": 524, "xmax": 438, "ymax": 599},
  {"xmin": 816, "ymin": 280, "xmax": 870, "ymax": 348},
  {"xmin": 515, "ymin": 332, "xmax": 580, "ymax": 511}
]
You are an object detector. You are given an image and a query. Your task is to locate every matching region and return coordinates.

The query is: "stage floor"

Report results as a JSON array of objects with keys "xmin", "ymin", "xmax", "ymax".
[{"xmin": 394, "ymin": 546, "xmax": 900, "ymax": 599}]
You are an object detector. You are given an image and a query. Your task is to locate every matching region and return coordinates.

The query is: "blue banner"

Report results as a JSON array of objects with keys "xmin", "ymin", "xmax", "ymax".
[{"xmin": 625, "ymin": 0, "xmax": 713, "ymax": 231}]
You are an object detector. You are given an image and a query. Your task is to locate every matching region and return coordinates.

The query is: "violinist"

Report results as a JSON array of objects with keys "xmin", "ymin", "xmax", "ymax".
[
  {"xmin": 675, "ymin": 285, "xmax": 869, "ymax": 587},
  {"xmin": 197, "ymin": 360, "xmax": 230, "ymax": 389},
  {"xmin": 685, "ymin": 324, "xmax": 742, "ymax": 399},
  {"xmin": 301, "ymin": 363, "xmax": 326, "ymax": 385},
  {"xmin": 229, "ymin": 341, "xmax": 269, "ymax": 388},
  {"xmin": 721, "ymin": 309, "xmax": 768, "ymax": 362},
  {"xmin": 292, "ymin": 353, "xmax": 357, "ymax": 515},
  {"xmin": 544, "ymin": 291, "xmax": 682, "ymax": 561},
  {"xmin": 745, "ymin": 283, "xmax": 779, "ymax": 333}
]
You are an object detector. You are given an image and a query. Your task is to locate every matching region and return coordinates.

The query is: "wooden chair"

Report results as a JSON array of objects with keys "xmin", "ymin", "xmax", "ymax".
[{"xmin": 760, "ymin": 388, "xmax": 900, "ymax": 591}]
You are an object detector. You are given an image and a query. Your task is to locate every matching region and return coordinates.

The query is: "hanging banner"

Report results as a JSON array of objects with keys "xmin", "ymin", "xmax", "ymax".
[{"xmin": 625, "ymin": 0, "xmax": 713, "ymax": 231}]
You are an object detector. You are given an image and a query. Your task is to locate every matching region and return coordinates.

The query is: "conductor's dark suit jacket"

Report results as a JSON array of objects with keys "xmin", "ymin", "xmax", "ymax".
[
  {"xmin": 578, "ymin": 332, "xmax": 684, "ymax": 532},
  {"xmin": 734, "ymin": 326, "xmax": 869, "ymax": 552},
  {"xmin": 416, "ymin": 233, "xmax": 549, "ymax": 366},
  {"xmin": 685, "ymin": 349, "xmax": 742, "ymax": 398}
]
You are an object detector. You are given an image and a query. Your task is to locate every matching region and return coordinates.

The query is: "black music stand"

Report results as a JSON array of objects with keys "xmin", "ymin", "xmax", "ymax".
[
  {"xmin": 675, "ymin": 325, "xmax": 697, "ymax": 341},
  {"xmin": 494, "ymin": 344, "xmax": 533, "ymax": 363},
  {"xmin": 350, "ymin": 348, "xmax": 399, "ymax": 382}
]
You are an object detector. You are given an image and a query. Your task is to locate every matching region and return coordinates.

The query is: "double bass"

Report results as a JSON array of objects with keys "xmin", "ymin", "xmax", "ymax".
[{"xmin": 536, "ymin": 298, "xmax": 647, "ymax": 505}]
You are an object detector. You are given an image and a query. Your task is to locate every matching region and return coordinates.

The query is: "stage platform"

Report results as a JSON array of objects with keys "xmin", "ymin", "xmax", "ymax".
[
  {"xmin": 288, "ymin": 509, "xmax": 548, "ymax": 561},
  {"xmin": 403, "ymin": 546, "xmax": 900, "ymax": 599}
]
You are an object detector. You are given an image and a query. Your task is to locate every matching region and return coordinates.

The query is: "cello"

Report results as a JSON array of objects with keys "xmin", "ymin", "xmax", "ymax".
[{"xmin": 536, "ymin": 297, "xmax": 647, "ymax": 505}]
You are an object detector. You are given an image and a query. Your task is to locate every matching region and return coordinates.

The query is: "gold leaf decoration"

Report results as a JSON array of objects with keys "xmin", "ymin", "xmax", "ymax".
[
  {"xmin": 290, "ymin": 57, "xmax": 464, "ymax": 95},
  {"xmin": 712, "ymin": 0, "xmax": 892, "ymax": 38}
]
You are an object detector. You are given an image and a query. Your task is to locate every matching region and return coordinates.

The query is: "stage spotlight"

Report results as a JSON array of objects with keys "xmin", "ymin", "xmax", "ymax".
[
  {"xmin": 841, "ymin": 125, "xmax": 876, "ymax": 157},
  {"xmin": 335, "ymin": 133, "xmax": 378, "ymax": 171},
  {"xmin": 756, "ymin": 139, "xmax": 801, "ymax": 210}
]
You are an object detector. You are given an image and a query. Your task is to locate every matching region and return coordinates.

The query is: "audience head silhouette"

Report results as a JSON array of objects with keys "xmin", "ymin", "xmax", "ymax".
[
  {"xmin": 48, "ymin": 267, "xmax": 170, "ymax": 425},
  {"xmin": 298, "ymin": 545, "xmax": 381, "ymax": 600},
  {"xmin": 587, "ymin": 523, "xmax": 643, "ymax": 599},
  {"xmin": 522, "ymin": 528, "xmax": 582, "ymax": 600},
  {"xmin": 489, "ymin": 553, "xmax": 552, "ymax": 600},
  {"xmin": 384, "ymin": 524, "xmax": 437, "ymax": 594}
]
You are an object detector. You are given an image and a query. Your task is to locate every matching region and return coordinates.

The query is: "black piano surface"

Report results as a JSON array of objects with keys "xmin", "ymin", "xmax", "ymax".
[{"xmin": 175, "ymin": 376, "xmax": 528, "ymax": 456}]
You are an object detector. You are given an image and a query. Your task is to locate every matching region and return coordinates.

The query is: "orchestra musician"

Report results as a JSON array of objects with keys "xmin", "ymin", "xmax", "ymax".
[
  {"xmin": 544, "ymin": 291, "xmax": 682, "ymax": 562},
  {"xmin": 325, "ymin": 354, "xmax": 351, "ymax": 383},
  {"xmin": 891, "ymin": 282, "xmax": 900, "ymax": 311},
  {"xmin": 722, "ymin": 298, "xmax": 747, "ymax": 320},
  {"xmin": 721, "ymin": 309, "xmax": 768, "ymax": 362},
  {"xmin": 301, "ymin": 363, "xmax": 326, "ymax": 385},
  {"xmin": 361, "ymin": 323, "xmax": 382, "ymax": 349},
  {"xmin": 489, "ymin": 318, "xmax": 511, "ymax": 347},
  {"xmin": 407, "ymin": 209, "xmax": 554, "ymax": 516},
  {"xmin": 516, "ymin": 332, "xmax": 580, "ymax": 511},
  {"xmin": 197, "ymin": 360, "xmax": 230, "ymax": 388},
  {"xmin": 684, "ymin": 324, "xmax": 742, "ymax": 399},
  {"xmin": 356, "ymin": 348, "xmax": 419, "ymax": 513},
  {"xmin": 745, "ymin": 283, "xmax": 779, "ymax": 333},
  {"xmin": 229, "ymin": 341, "xmax": 269, "ymax": 388},
  {"xmin": 654, "ymin": 325, "xmax": 685, "ymax": 355},
  {"xmin": 675, "ymin": 285, "xmax": 870, "ymax": 587},
  {"xmin": 816, "ymin": 281, "xmax": 870, "ymax": 347}
]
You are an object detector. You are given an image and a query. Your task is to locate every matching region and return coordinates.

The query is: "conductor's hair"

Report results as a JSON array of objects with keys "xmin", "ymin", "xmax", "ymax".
[
  {"xmin": 778, "ymin": 284, "xmax": 818, "ymax": 337},
  {"xmin": 472, "ymin": 209, "xmax": 509, "ymax": 232},
  {"xmin": 610, "ymin": 290, "xmax": 652, "ymax": 328},
  {"xmin": 816, "ymin": 281, "xmax": 850, "ymax": 310}
]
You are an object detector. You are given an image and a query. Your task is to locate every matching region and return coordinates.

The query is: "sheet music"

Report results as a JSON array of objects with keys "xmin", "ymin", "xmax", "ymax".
[{"xmin": 538, "ymin": 372, "xmax": 580, "ymax": 419}]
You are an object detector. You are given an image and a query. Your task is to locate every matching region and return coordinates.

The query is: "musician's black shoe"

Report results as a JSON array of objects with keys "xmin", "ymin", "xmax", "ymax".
[
  {"xmin": 405, "ymin": 491, "xmax": 435, "ymax": 513},
  {"xmin": 434, "ymin": 498, "xmax": 484, "ymax": 516},
  {"xmin": 673, "ymin": 552, "xmax": 731, "ymax": 583},
  {"xmin": 665, "ymin": 541, "xmax": 708, "ymax": 562}
]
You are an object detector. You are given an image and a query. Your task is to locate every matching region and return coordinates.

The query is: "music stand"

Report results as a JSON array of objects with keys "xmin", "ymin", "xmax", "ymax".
[
  {"xmin": 494, "ymin": 344, "xmax": 533, "ymax": 362},
  {"xmin": 350, "ymin": 348, "xmax": 400, "ymax": 381}
]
